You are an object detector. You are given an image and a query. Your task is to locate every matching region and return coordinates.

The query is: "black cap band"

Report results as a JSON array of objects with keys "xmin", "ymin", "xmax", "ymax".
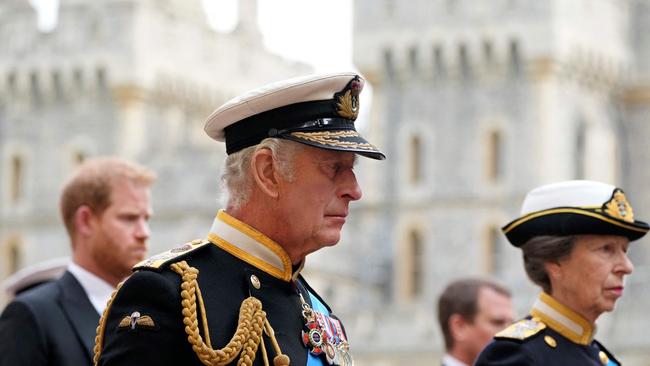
[{"xmin": 224, "ymin": 99, "xmax": 338, "ymax": 154}]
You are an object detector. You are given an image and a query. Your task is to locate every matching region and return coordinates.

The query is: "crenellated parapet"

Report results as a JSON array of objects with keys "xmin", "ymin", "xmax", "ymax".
[
  {"xmin": 355, "ymin": 0, "xmax": 632, "ymax": 91},
  {"xmin": 0, "ymin": 64, "xmax": 111, "ymax": 109}
]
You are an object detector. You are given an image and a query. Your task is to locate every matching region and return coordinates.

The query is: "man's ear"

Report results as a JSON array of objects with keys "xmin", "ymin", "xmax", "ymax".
[
  {"xmin": 544, "ymin": 260, "xmax": 562, "ymax": 282},
  {"xmin": 449, "ymin": 313, "xmax": 471, "ymax": 342},
  {"xmin": 251, "ymin": 148, "xmax": 280, "ymax": 199},
  {"xmin": 74, "ymin": 205, "xmax": 95, "ymax": 236}
]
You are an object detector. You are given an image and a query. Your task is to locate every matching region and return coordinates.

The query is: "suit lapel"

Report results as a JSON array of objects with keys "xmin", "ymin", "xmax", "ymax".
[{"xmin": 57, "ymin": 271, "xmax": 100, "ymax": 361}]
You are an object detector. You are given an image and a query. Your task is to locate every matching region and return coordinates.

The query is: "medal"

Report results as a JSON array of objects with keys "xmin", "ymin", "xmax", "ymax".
[
  {"xmin": 300, "ymin": 295, "xmax": 329, "ymax": 356},
  {"xmin": 302, "ymin": 319, "xmax": 326, "ymax": 355},
  {"xmin": 324, "ymin": 341, "xmax": 338, "ymax": 364},
  {"xmin": 336, "ymin": 343, "xmax": 354, "ymax": 366},
  {"xmin": 297, "ymin": 291, "xmax": 355, "ymax": 366}
]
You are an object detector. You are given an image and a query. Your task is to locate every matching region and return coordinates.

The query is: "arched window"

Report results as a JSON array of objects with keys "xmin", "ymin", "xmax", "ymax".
[
  {"xmin": 30, "ymin": 71, "xmax": 42, "ymax": 107},
  {"xmin": 396, "ymin": 227, "xmax": 426, "ymax": 302},
  {"xmin": 409, "ymin": 46, "xmax": 418, "ymax": 74},
  {"xmin": 509, "ymin": 39, "xmax": 522, "ymax": 76},
  {"xmin": 483, "ymin": 39, "xmax": 494, "ymax": 65},
  {"xmin": 10, "ymin": 155, "xmax": 25, "ymax": 205},
  {"xmin": 3, "ymin": 236, "xmax": 23, "ymax": 276},
  {"xmin": 458, "ymin": 43, "xmax": 471, "ymax": 79},
  {"xmin": 52, "ymin": 70, "xmax": 63, "ymax": 101},
  {"xmin": 73, "ymin": 68, "xmax": 83, "ymax": 90},
  {"xmin": 409, "ymin": 135, "xmax": 423, "ymax": 184},
  {"xmin": 485, "ymin": 129, "xmax": 504, "ymax": 182},
  {"xmin": 383, "ymin": 48, "xmax": 395, "ymax": 80},
  {"xmin": 7, "ymin": 71, "xmax": 17, "ymax": 95},
  {"xmin": 96, "ymin": 67, "xmax": 107, "ymax": 92},
  {"xmin": 482, "ymin": 226, "xmax": 503, "ymax": 275},
  {"xmin": 574, "ymin": 120, "xmax": 587, "ymax": 179},
  {"xmin": 8, "ymin": 242, "xmax": 22, "ymax": 274},
  {"xmin": 405, "ymin": 229, "xmax": 424, "ymax": 299},
  {"xmin": 433, "ymin": 45, "xmax": 446, "ymax": 78}
]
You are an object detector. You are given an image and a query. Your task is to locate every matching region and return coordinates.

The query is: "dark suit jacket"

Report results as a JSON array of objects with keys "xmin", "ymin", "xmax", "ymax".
[{"xmin": 0, "ymin": 271, "xmax": 100, "ymax": 366}]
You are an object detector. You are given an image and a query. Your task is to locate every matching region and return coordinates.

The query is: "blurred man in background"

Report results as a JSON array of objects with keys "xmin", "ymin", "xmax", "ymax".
[
  {"xmin": 437, "ymin": 278, "xmax": 515, "ymax": 366},
  {"xmin": 0, "ymin": 157, "xmax": 156, "ymax": 366},
  {"xmin": 2, "ymin": 257, "xmax": 69, "ymax": 301}
]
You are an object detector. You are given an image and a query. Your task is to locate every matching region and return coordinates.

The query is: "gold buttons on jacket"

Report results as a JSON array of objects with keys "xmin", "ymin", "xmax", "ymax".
[
  {"xmin": 599, "ymin": 351, "xmax": 609, "ymax": 365},
  {"xmin": 544, "ymin": 335, "xmax": 557, "ymax": 348},
  {"xmin": 250, "ymin": 274, "xmax": 261, "ymax": 289}
]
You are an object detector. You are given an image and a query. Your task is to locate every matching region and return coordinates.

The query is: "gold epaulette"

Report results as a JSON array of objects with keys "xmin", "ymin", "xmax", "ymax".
[
  {"xmin": 134, "ymin": 239, "xmax": 210, "ymax": 270},
  {"xmin": 495, "ymin": 318, "xmax": 546, "ymax": 341}
]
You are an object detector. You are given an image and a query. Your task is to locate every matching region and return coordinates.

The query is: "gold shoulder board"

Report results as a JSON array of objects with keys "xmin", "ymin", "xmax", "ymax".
[
  {"xmin": 134, "ymin": 239, "xmax": 210, "ymax": 271},
  {"xmin": 495, "ymin": 318, "xmax": 546, "ymax": 341}
]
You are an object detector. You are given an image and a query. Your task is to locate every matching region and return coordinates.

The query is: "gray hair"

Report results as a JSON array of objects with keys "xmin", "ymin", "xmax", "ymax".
[
  {"xmin": 220, "ymin": 138, "xmax": 302, "ymax": 209},
  {"xmin": 520, "ymin": 235, "xmax": 575, "ymax": 294}
]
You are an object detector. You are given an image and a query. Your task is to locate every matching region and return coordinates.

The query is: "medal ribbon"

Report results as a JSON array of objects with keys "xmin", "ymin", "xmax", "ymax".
[
  {"xmin": 297, "ymin": 280, "xmax": 352, "ymax": 366},
  {"xmin": 304, "ymin": 289, "xmax": 328, "ymax": 366}
]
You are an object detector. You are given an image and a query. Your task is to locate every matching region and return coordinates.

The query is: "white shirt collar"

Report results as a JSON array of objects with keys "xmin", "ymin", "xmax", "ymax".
[
  {"xmin": 67, "ymin": 262, "xmax": 114, "ymax": 315},
  {"xmin": 442, "ymin": 354, "xmax": 469, "ymax": 366}
]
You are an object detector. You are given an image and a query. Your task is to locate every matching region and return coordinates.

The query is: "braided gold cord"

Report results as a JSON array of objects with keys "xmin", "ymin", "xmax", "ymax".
[
  {"xmin": 170, "ymin": 260, "xmax": 290, "ymax": 366},
  {"xmin": 93, "ymin": 281, "xmax": 124, "ymax": 366},
  {"xmin": 195, "ymin": 279, "xmax": 213, "ymax": 348},
  {"xmin": 259, "ymin": 334, "xmax": 270, "ymax": 366}
]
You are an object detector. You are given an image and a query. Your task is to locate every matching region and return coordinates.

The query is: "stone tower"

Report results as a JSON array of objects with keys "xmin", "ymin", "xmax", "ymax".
[
  {"xmin": 0, "ymin": 0, "xmax": 310, "ymax": 303},
  {"xmin": 346, "ymin": 0, "xmax": 650, "ymax": 364}
]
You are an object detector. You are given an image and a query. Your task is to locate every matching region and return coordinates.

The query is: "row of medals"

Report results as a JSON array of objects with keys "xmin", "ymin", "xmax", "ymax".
[{"xmin": 300, "ymin": 297, "xmax": 353, "ymax": 366}]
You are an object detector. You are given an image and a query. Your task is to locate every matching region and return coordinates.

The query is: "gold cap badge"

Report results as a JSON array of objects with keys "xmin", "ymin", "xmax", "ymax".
[
  {"xmin": 604, "ymin": 189, "xmax": 634, "ymax": 222},
  {"xmin": 336, "ymin": 77, "xmax": 363, "ymax": 120}
]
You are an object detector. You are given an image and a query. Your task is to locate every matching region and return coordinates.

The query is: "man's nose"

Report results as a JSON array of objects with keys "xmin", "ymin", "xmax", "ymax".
[
  {"xmin": 339, "ymin": 169, "xmax": 362, "ymax": 201},
  {"xmin": 135, "ymin": 219, "xmax": 151, "ymax": 240}
]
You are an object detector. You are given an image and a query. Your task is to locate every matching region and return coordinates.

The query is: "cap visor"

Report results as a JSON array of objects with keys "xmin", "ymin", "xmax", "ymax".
[{"xmin": 284, "ymin": 130, "xmax": 386, "ymax": 160}]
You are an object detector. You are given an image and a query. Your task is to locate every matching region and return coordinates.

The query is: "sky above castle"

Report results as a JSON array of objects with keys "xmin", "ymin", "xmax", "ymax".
[
  {"xmin": 30, "ymin": 0, "xmax": 354, "ymax": 73},
  {"xmin": 204, "ymin": 0, "xmax": 354, "ymax": 73}
]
